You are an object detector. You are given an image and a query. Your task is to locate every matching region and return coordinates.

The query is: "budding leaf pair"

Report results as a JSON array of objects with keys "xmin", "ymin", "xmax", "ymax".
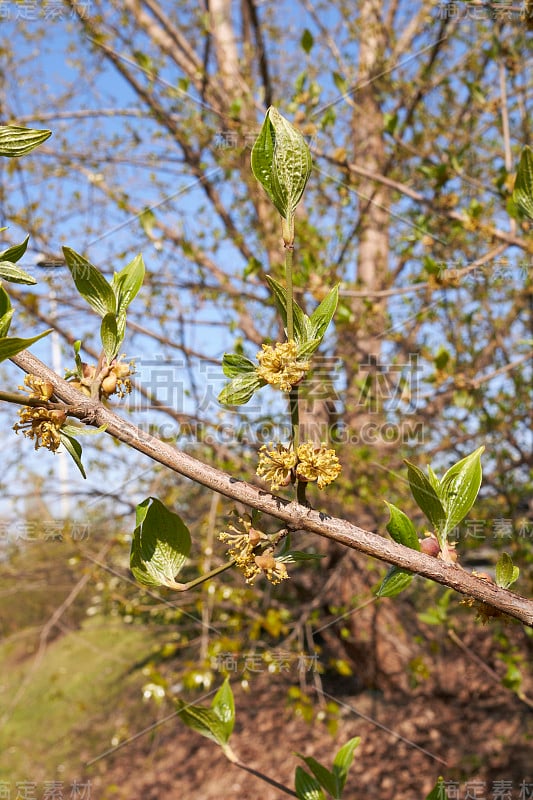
[
  {"xmin": 175, "ymin": 678, "xmax": 236, "ymax": 762},
  {"xmin": 377, "ymin": 447, "xmax": 485, "ymax": 597},
  {"xmin": 295, "ymin": 737, "xmax": 360, "ymax": 800},
  {"xmin": 0, "ymin": 234, "xmax": 51, "ymax": 359},
  {"xmin": 62, "ymin": 247, "xmax": 145, "ymax": 362},
  {"xmin": 251, "ymin": 106, "xmax": 312, "ymax": 221}
]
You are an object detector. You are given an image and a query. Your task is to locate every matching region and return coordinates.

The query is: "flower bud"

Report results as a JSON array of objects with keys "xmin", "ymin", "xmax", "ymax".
[{"xmin": 101, "ymin": 373, "xmax": 117, "ymax": 395}]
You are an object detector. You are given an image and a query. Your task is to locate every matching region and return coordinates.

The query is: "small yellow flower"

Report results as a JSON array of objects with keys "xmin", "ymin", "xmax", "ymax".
[
  {"xmin": 218, "ymin": 514, "xmax": 264, "ymax": 583},
  {"xmin": 254, "ymin": 552, "xmax": 289, "ymax": 585},
  {"xmin": 19, "ymin": 374, "xmax": 54, "ymax": 401},
  {"xmin": 296, "ymin": 442, "xmax": 341, "ymax": 489},
  {"xmin": 256, "ymin": 340, "xmax": 310, "ymax": 392},
  {"xmin": 256, "ymin": 443, "xmax": 297, "ymax": 490},
  {"xmin": 13, "ymin": 406, "xmax": 66, "ymax": 453}
]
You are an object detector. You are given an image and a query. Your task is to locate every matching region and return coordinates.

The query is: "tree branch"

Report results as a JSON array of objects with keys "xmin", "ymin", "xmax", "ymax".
[{"xmin": 9, "ymin": 350, "xmax": 533, "ymax": 628}]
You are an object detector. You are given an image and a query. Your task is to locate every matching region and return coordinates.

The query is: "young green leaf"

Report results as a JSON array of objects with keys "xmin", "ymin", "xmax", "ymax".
[
  {"xmin": 0, "ymin": 234, "xmax": 29, "ymax": 263},
  {"xmin": 211, "ymin": 678, "xmax": 235, "ymax": 743},
  {"xmin": 495, "ymin": 552, "xmax": 519, "ymax": 589},
  {"xmin": 0, "ymin": 261, "xmax": 36, "ymax": 285},
  {"xmin": 175, "ymin": 679, "xmax": 236, "ymax": 760},
  {"xmin": 130, "ymin": 497, "xmax": 191, "ymax": 589},
  {"xmin": 218, "ymin": 373, "xmax": 264, "ymax": 405},
  {"xmin": 439, "ymin": 446, "xmax": 484, "ymax": 536},
  {"xmin": 221, "ymin": 352, "xmax": 257, "ymax": 378},
  {"xmin": 251, "ymin": 107, "xmax": 312, "ymax": 220},
  {"xmin": 425, "ymin": 777, "xmax": 449, "ymax": 799},
  {"xmin": 376, "ymin": 566, "xmax": 413, "ymax": 598},
  {"xmin": 0, "ymin": 287, "xmax": 13, "ymax": 337},
  {"xmin": 294, "ymin": 767, "xmax": 326, "ymax": 800},
  {"xmin": 301, "ymin": 29, "xmax": 314, "ymax": 53},
  {"xmin": 112, "ymin": 253, "xmax": 145, "ymax": 314},
  {"xmin": 512, "ymin": 146, "xmax": 533, "ymax": 220},
  {"xmin": 59, "ymin": 432, "xmax": 86, "ymax": 479},
  {"xmin": 385, "ymin": 502, "xmax": 420, "ymax": 550},
  {"xmin": 100, "ymin": 313, "xmax": 121, "ymax": 362},
  {"xmin": 63, "ymin": 247, "xmax": 116, "ymax": 317},
  {"xmin": 309, "ymin": 285, "xmax": 339, "ymax": 341},
  {"xmin": 405, "ymin": 460, "xmax": 446, "ymax": 535},
  {"xmin": 0, "ymin": 330, "xmax": 52, "ymax": 363},
  {"xmin": 265, "ymin": 275, "xmax": 312, "ymax": 344},
  {"xmin": 277, "ymin": 550, "xmax": 324, "ymax": 563},
  {"xmin": 332, "ymin": 737, "xmax": 360, "ymax": 794},
  {"xmin": 296, "ymin": 756, "xmax": 337, "ymax": 797},
  {"xmin": 0, "ymin": 125, "xmax": 52, "ymax": 157}
]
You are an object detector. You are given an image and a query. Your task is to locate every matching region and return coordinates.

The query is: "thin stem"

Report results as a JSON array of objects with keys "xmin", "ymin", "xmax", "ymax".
[
  {"xmin": 233, "ymin": 760, "xmax": 298, "ymax": 797},
  {"xmin": 166, "ymin": 560, "xmax": 235, "ymax": 592}
]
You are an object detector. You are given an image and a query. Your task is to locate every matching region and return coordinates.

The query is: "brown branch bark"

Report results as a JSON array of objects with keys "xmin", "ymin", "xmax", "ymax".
[{"xmin": 9, "ymin": 349, "xmax": 533, "ymax": 628}]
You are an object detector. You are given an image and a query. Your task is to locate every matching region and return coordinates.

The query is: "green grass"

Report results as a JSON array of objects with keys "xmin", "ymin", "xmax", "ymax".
[{"xmin": 0, "ymin": 618, "xmax": 161, "ymax": 782}]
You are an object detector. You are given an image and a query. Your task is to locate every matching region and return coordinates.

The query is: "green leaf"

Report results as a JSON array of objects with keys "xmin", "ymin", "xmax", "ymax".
[
  {"xmin": 427, "ymin": 465, "xmax": 441, "ymax": 493},
  {"xmin": 309, "ymin": 285, "xmax": 339, "ymax": 341},
  {"xmin": 0, "ymin": 287, "xmax": 13, "ymax": 337},
  {"xmin": 59, "ymin": 432, "xmax": 86, "ymax": 479},
  {"xmin": 495, "ymin": 552, "xmax": 519, "ymax": 589},
  {"xmin": 251, "ymin": 107, "xmax": 312, "ymax": 219},
  {"xmin": 385, "ymin": 502, "xmax": 420, "ymax": 550},
  {"xmin": 175, "ymin": 699, "xmax": 231, "ymax": 750},
  {"xmin": 277, "ymin": 550, "xmax": 324, "ymax": 563},
  {"xmin": 405, "ymin": 460, "xmax": 446, "ymax": 535},
  {"xmin": 211, "ymin": 678, "xmax": 235, "ymax": 744},
  {"xmin": 425, "ymin": 777, "xmax": 449, "ymax": 799},
  {"xmin": 0, "ymin": 234, "xmax": 29, "ymax": 263},
  {"xmin": 294, "ymin": 767, "xmax": 326, "ymax": 800},
  {"xmin": 0, "ymin": 329, "xmax": 52, "ymax": 362},
  {"xmin": 63, "ymin": 247, "xmax": 116, "ymax": 317},
  {"xmin": 112, "ymin": 253, "xmax": 145, "ymax": 314},
  {"xmin": 0, "ymin": 261, "xmax": 36, "ymax": 285},
  {"xmin": 332, "ymin": 737, "xmax": 361, "ymax": 794},
  {"xmin": 265, "ymin": 275, "xmax": 312, "ymax": 344},
  {"xmin": 301, "ymin": 29, "xmax": 314, "ymax": 53},
  {"xmin": 218, "ymin": 373, "xmax": 264, "ymax": 406},
  {"xmin": 130, "ymin": 497, "xmax": 191, "ymax": 589},
  {"xmin": 61, "ymin": 422, "xmax": 107, "ymax": 438},
  {"xmin": 439, "ymin": 446, "xmax": 484, "ymax": 536},
  {"xmin": 221, "ymin": 352, "xmax": 257, "ymax": 378},
  {"xmin": 376, "ymin": 567, "xmax": 413, "ymax": 598},
  {"xmin": 512, "ymin": 146, "xmax": 533, "ymax": 220},
  {"xmin": 297, "ymin": 757, "xmax": 336, "ymax": 797},
  {"xmin": 0, "ymin": 125, "xmax": 51, "ymax": 157},
  {"xmin": 100, "ymin": 313, "xmax": 120, "ymax": 362}
]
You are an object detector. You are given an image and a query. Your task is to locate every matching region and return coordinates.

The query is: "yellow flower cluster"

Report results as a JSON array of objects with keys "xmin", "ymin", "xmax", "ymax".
[
  {"xmin": 257, "ymin": 441, "xmax": 341, "ymax": 491},
  {"xmin": 256, "ymin": 340, "xmax": 310, "ymax": 392},
  {"xmin": 13, "ymin": 406, "xmax": 66, "ymax": 452},
  {"xmin": 19, "ymin": 374, "xmax": 54, "ymax": 401},
  {"xmin": 218, "ymin": 515, "xmax": 289, "ymax": 585}
]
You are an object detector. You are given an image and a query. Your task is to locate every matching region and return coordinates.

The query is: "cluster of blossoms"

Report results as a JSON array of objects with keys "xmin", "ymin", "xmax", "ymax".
[
  {"xmin": 70, "ymin": 357, "xmax": 134, "ymax": 399},
  {"xmin": 256, "ymin": 441, "xmax": 341, "ymax": 491},
  {"xmin": 218, "ymin": 514, "xmax": 289, "ymax": 585},
  {"xmin": 13, "ymin": 375, "xmax": 66, "ymax": 453},
  {"xmin": 256, "ymin": 340, "xmax": 310, "ymax": 391}
]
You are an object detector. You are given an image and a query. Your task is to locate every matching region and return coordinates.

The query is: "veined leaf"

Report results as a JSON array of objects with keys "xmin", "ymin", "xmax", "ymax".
[
  {"xmin": 0, "ymin": 287, "xmax": 13, "ymax": 336},
  {"xmin": 0, "ymin": 125, "xmax": 51, "ymax": 157},
  {"xmin": 296, "ymin": 756, "xmax": 337, "ymax": 797},
  {"xmin": 175, "ymin": 678, "xmax": 235, "ymax": 757},
  {"xmin": 332, "ymin": 737, "xmax": 361, "ymax": 794},
  {"xmin": 0, "ymin": 329, "xmax": 52, "ymax": 362},
  {"xmin": 265, "ymin": 275, "xmax": 312, "ymax": 344},
  {"xmin": 211, "ymin": 678, "xmax": 235, "ymax": 743},
  {"xmin": 221, "ymin": 352, "xmax": 257, "ymax": 378},
  {"xmin": 376, "ymin": 566, "xmax": 413, "ymax": 598},
  {"xmin": 385, "ymin": 502, "xmax": 420, "ymax": 550},
  {"xmin": 294, "ymin": 767, "xmax": 326, "ymax": 800},
  {"xmin": 439, "ymin": 446, "xmax": 484, "ymax": 536},
  {"xmin": 130, "ymin": 497, "xmax": 191, "ymax": 589},
  {"xmin": 251, "ymin": 107, "xmax": 312, "ymax": 220},
  {"xmin": 59, "ymin": 432, "xmax": 86, "ymax": 479},
  {"xmin": 513, "ymin": 146, "xmax": 533, "ymax": 220},
  {"xmin": 63, "ymin": 247, "xmax": 116, "ymax": 317},
  {"xmin": 112, "ymin": 253, "xmax": 145, "ymax": 314},
  {"xmin": 309, "ymin": 285, "xmax": 339, "ymax": 341},
  {"xmin": 0, "ymin": 234, "xmax": 29, "ymax": 263},
  {"xmin": 0, "ymin": 261, "xmax": 36, "ymax": 285},
  {"xmin": 405, "ymin": 460, "xmax": 446, "ymax": 535},
  {"xmin": 100, "ymin": 313, "xmax": 121, "ymax": 362},
  {"xmin": 495, "ymin": 552, "xmax": 519, "ymax": 589},
  {"xmin": 218, "ymin": 373, "xmax": 263, "ymax": 405}
]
